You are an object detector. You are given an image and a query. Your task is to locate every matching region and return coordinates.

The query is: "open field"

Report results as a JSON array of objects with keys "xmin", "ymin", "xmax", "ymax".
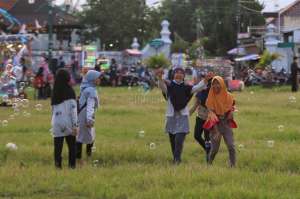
[{"xmin": 0, "ymin": 86, "xmax": 300, "ymax": 199}]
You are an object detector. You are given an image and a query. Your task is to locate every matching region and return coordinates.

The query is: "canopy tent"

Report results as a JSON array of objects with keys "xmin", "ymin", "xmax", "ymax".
[
  {"xmin": 235, "ymin": 54, "xmax": 260, "ymax": 62},
  {"xmin": 227, "ymin": 47, "xmax": 246, "ymax": 56},
  {"xmin": 124, "ymin": 49, "xmax": 142, "ymax": 56}
]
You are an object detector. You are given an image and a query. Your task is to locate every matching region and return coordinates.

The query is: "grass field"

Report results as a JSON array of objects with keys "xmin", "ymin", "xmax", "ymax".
[{"xmin": 0, "ymin": 86, "xmax": 300, "ymax": 199}]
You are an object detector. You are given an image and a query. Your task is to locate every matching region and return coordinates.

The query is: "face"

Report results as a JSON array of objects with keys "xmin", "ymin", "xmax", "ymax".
[
  {"xmin": 174, "ymin": 70, "xmax": 185, "ymax": 82},
  {"xmin": 212, "ymin": 79, "xmax": 221, "ymax": 94}
]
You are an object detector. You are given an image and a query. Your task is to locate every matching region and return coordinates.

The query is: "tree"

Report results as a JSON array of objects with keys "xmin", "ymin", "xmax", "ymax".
[
  {"xmin": 158, "ymin": 0, "xmax": 265, "ymax": 56},
  {"xmin": 80, "ymin": 0, "xmax": 148, "ymax": 50}
]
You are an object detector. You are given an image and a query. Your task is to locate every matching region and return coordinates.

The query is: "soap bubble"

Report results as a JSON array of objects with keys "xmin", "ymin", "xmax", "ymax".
[
  {"xmin": 2, "ymin": 120, "xmax": 8, "ymax": 127},
  {"xmin": 288, "ymin": 96, "xmax": 296, "ymax": 103},
  {"xmin": 19, "ymin": 82, "xmax": 26, "ymax": 88},
  {"xmin": 35, "ymin": 104, "xmax": 43, "ymax": 111},
  {"xmin": 278, "ymin": 125, "xmax": 284, "ymax": 132},
  {"xmin": 12, "ymin": 103, "xmax": 18, "ymax": 109},
  {"xmin": 21, "ymin": 99, "xmax": 29, "ymax": 108},
  {"xmin": 8, "ymin": 115, "xmax": 15, "ymax": 120},
  {"xmin": 149, "ymin": 142, "xmax": 156, "ymax": 150},
  {"xmin": 138, "ymin": 130, "xmax": 145, "ymax": 138},
  {"xmin": 267, "ymin": 140, "xmax": 275, "ymax": 148},
  {"xmin": 5, "ymin": 142, "xmax": 18, "ymax": 151},
  {"xmin": 92, "ymin": 160, "xmax": 99, "ymax": 167},
  {"xmin": 23, "ymin": 111, "xmax": 31, "ymax": 118},
  {"xmin": 2, "ymin": 95, "xmax": 9, "ymax": 102}
]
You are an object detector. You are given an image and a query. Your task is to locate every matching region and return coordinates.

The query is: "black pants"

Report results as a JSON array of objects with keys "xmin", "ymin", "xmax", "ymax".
[
  {"xmin": 194, "ymin": 117, "xmax": 210, "ymax": 152},
  {"xmin": 54, "ymin": 135, "xmax": 76, "ymax": 169},
  {"xmin": 169, "ymin": 133, "xmax": 186, "ymax": 163},
  {"xmin": 76, "ymin": 142, "xmax": 94, "ymax": 159},
  {"xmin": 291, "ymin": 77, "xmax": 298, "ymax": 92}
]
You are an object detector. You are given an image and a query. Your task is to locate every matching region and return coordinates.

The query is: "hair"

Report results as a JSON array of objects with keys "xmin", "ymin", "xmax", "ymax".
[{"xmin": 51, "ymin": 69, "xmax": 76, "ymax": 105}]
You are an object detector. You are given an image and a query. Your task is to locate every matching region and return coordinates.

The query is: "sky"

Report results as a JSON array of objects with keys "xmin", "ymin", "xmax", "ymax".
[
  {"xmin": 55, "ymin": 0, "xmax": 161, "ymax": 7},
  {"xmin": 55, "ymin": 0, "xmax": 297, "ymax": 12}
]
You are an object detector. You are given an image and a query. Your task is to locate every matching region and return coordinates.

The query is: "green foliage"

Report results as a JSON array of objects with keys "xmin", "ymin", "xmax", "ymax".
[
  {"xmin": 171, "ymin": 33, "xmax": 189, "ymax": 53},
  {"xmin": 145, "ymin": 54, "xmax": 171, "ymax": 69},
  {"xmin": 256, "ymin": 51, "xmax": 281, "ymax": 69},
  {"xmin": 80, "ymin": 0, "xmax": 148, "ymax": 50},
  {"xmin": 188, "ymin": 38, "xmax": 209, "ymax": 60}
]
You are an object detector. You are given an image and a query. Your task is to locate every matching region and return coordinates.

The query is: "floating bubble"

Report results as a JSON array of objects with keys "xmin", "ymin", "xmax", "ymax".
[
  {"xmin": 2, "ymin": 95, "xmax": 9, "ymax": 102},
  {"xmin": 278, "ymin": 125, "xmax": 284, "ymax": 132},
  {"xmin": 21, "ymin": 99, "xmax": 29, "ymax": 108},
  {"xmin": 267, "ymin": 140, "xmax": 275, "ymax": 148},
  {"xmin": 238, "ymin": 144, "xmax": 244, "ymax": 149},
  {"xmin": 35, "ymin": 104, "xmax": 43, "ymax": 111},
  {"xmin": 5, "ymin": 142, "xmax": 18, "ymax": 151},
  {"xmin": 19, "ymin": 82, "xmax": 26, "ymax": 88},
  {"xmin": 149, "ymin": 142, "xmax": 156, "ymax": 150},
  {"xmin": 8, "ymin": 115, "xmax": 15, "ymax": 120},
  {"xmin": 2, "ymin": 120, "xmax": 8, "ymax": 127},
  {"xmin": 138, "ymin": 130, "xmax": 145, "ymax": 138},
  {"xmin": 288, "ymin": 96, "xmax": 297, "ymax": 103},
  {"xmin": 92, "ymin": 160, "xmax": 99, "ymax": 167},
  {"xmin": 23, "ymin": 111, "xmax": 31, "ymax": 118},
  {"xmin": 12, "ymin": 103, "xmax": 18, "ymax": 109}
]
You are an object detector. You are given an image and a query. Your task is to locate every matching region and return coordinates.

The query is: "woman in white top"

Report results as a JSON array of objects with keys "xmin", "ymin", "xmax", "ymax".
[{"xmin": 51, "ymin": 69, "xmax": 78, "ymax": 169}]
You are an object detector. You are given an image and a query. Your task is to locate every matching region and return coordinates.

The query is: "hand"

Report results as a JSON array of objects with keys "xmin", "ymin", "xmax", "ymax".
[
  {"xmin": 72, "ymin": 127, "xmax": 79, "ymax": 136},
  {"xmin": 155, "ymin": 68, "xmax": 164, "ymax": 80},
  {"xmin": 204, "ymin": 72, "xmax": 214, "ymax": 83},
  {"xmin": 86, "ymin": 122, "xmax": 94, "ymax": 128}
]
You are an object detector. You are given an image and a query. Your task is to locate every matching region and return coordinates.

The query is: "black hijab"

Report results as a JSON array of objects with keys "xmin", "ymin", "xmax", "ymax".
[
  {"xmin": 167, "ymin": 81, "xmax": 193, "ymax": 111},
  {"xmin": 51, "ymin": 69, "xmax": 76, "ymax": 105}
]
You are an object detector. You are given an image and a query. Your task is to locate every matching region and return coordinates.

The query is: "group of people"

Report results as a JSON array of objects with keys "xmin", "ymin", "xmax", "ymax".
[
  {"xmin": 51, "ymin": 68, "xmax": 101, "ymax": 169},
  {"xmin": 50, "ymin": 65, "xmax": 237, "ymax": 169},
  {"xmin": 157, "ymin": 67, "xmax": 236, "ymax": 167}
]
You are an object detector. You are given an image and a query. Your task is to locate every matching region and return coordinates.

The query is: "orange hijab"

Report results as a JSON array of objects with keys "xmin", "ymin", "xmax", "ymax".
[{"xmin": 205, "ymin": 76, "xmax": 234, "ymax": 116}]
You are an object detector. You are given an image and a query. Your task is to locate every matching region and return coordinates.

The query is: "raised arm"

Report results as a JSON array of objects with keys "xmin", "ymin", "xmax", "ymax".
[
  {"xmin": 155, "ymin": 68, "xmax": 167, "ymax": 94},
  {"xmin": 191, "ymin": 80, "xmax": 207, "ymax": 94}
]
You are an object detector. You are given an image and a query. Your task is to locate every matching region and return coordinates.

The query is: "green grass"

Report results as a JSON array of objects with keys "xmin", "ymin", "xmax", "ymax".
[{"xmin": 0, "ymin": 86, "xmax": 300, "ymax": 199}]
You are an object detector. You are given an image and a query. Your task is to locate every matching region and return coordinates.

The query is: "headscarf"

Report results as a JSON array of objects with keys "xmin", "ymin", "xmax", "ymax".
[
  {"xmin": 79, "ymin": 70, "xmax": 101, "ymax": 108},
  {"xmin": 205, "ymin": 76, "xmax": 234, "ymax": 116},
  {"xmin": 80, "ymin": 70, "xmax": 101, "ymax": 92}
]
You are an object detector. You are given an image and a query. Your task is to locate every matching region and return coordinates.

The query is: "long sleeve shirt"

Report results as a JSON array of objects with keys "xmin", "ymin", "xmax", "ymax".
[
  {"xmin": 158, "ymin": 80, "xmax": 207, "ymax": 116},
  {"xmin": 51, "ymin": 99, "xmax": 78, "ymax": 137}
]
